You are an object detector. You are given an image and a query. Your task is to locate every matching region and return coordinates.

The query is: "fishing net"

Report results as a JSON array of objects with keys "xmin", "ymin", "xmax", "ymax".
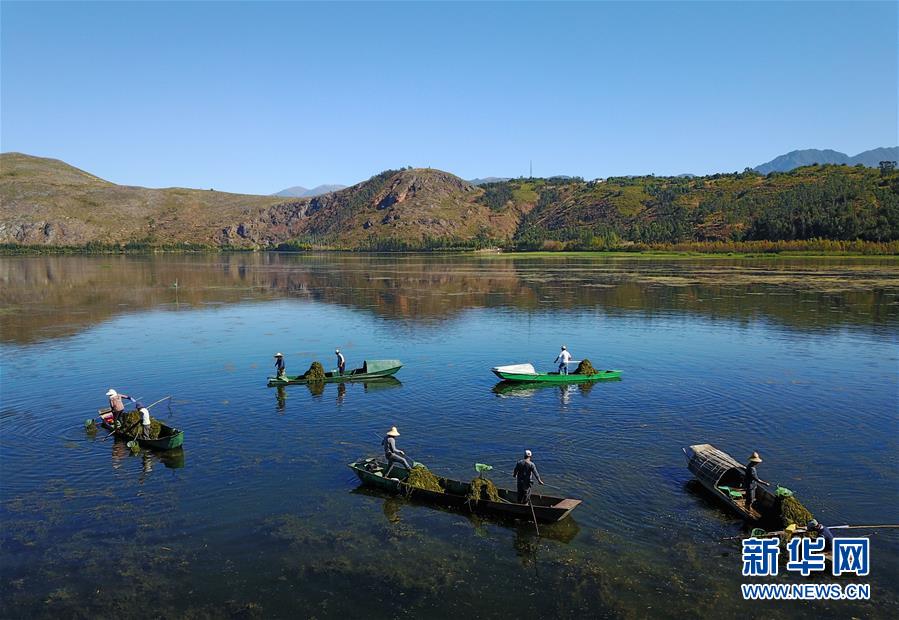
[
  {"xmin": 120, "ymin": 410, "xmax": 162, "ymax": 440},
  {"xmin": 405, "ymin": 464, "xmax": 443, "ymax": 493},
  {"xmin": 467, "ymin": 476, "xmax": 501, "ymax": 503},
  {"xmin": 574, "ymin": 359, "xmax": 597, "ymax": 375},
  {"xmin": 303, "ymin": 361, "xmax": 326, "ymax": 382},
  {"xmin": 776, "ymin": 486, "xmax": 814, "ymax": 527}
]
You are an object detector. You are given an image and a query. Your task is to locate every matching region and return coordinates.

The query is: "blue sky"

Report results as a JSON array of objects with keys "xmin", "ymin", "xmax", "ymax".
[{"xmin": 2, "ymin": 1, "xmax": 896, "ymax": 194}]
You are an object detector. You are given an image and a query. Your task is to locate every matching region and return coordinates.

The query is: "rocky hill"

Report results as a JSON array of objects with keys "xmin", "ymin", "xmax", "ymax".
[{"xmin": 2, "ymin": 152, "xmax": 897, "ymax": 250}]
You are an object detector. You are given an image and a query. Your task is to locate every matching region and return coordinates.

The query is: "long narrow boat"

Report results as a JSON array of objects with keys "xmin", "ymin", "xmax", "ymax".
[
  {"xmin": 98, "ymin": 408, "xmax": 185, "ymax": 450},
  {"xmin": 268, "ymin": 359, "xmax": 402, "ymax": 386},
  {"xmin": 683, "ymin": 443, "xmax": 779, "ymax": 524},
  {"xmin": 492, "ymin": 363, "xmax": 621, "ymax": 383},
  {"xmin": 348, "ymin": 458, "xmax": 581, "ymax": 523}
]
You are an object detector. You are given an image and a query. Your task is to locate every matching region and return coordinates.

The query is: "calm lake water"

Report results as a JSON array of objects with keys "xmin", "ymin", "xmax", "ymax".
[{"xmin": 1, "ymin": 253, "xmax": 897, "ymax": 619}]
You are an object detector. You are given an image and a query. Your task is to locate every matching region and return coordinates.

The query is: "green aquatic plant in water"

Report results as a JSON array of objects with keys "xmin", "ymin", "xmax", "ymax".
[
  {"xmin": 574, "ymin": 359, "xmax": 597, "ymax": 375},
  {"xmin": 467, "ymin": 477, "xmax": 501, "ymax": 503},
  {"xmin": 84, "ymin": 419, "xmax": 97, "ymax": 433},
  {"xmin": 405, "ymin": 465, "xmax": 443, "ymax": 493}
]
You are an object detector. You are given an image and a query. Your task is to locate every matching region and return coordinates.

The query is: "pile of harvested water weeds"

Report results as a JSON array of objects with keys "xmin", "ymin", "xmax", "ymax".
[
  {"xmin": 574, "ymin": 359, "xmax": 597, "ymax": 375},
  {"xmin": 120, "ymin": 411, "xmax": 162, "ymax": 440},
  {"xmin": 405, "ymin": 464, "xmax": 443, "ymax": 493},
  {"xmin": 467, "ymin": 477, "xmax": 501, "ymax": 503},
  {"xmin": 303, "ymin": 361, "xmax": 326, "ymax": 382},
  {"xmin": 779, "ymin": 495, "xmax": 814, "ymax": 528}
]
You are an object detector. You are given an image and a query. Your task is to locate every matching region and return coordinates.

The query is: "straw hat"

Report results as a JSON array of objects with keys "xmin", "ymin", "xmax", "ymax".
[
  {"xmin": 274, "ymin": 353, "xmax": 283, "ymax": 357},
  {"xmin": 785, "ymin": 523, "xmax": 798, "ymax": 533},
  {"xmin": 807, "ymin": 519, "xmax": 819, "ymax": 529},
  {"xmin": 386, "ymin": 426, "xmax": 400, "ymax": 437},
  {"xmin": 524, "ymin": 449, "xmax": 532, "ymax": 458},
  {"xmin": 561, "ymin": 345, "xmax": 567, "ymax": 350},
  {"xmin": 749, "ymin": 452, "xmax": 762, "ymax": 463},
  {"xmin": 106, "ymin": 389, "xmax": 117, "ymax": 397},
  {"xmin": 335, "ymin": 349, "xmax": 340, "ymax": 354}
]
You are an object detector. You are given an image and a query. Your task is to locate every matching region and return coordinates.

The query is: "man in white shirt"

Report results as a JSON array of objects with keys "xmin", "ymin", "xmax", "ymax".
[{"xmin": 554, "ymin": 345, "xmax": 572, "ymax": 375}]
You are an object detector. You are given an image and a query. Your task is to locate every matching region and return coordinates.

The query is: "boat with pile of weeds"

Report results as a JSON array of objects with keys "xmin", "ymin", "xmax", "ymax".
[{"xmin": 348, "ymin": 458, "xmax": 581, "ymax": 523}]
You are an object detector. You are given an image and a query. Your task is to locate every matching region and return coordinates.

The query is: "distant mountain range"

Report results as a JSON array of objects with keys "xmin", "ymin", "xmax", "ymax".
[
  {"xmin": 273, "ymin": 184, "xmax": 347, "ymax": 198},
  {"xmin": 753, "ymin": 147, "xmax": 898, "ymax": 174}
]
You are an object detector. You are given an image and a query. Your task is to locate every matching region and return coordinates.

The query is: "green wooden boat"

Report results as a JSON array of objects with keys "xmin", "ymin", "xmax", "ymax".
[
  {"xmin": 98, "ymin": 409, "xmax": 184, "ymax": 450},
  {"xmin": 268, "ymin": 359, "xmax": 402, "ymax": 386},
  {"xmin": 491, "ymin": 363, "xmax": 622, "ymax": 383},
  {"xmin": 349, "ymin": 458, "xmax": 582, "ymax": 523}
]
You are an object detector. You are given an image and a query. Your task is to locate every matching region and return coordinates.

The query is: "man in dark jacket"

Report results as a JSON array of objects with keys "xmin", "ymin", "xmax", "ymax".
[
  {"xmin": 513, "ymin": 450, "xmax": 545, "ymax": 504},
  {"xmin": 743, "ymin": 451, "xmax": 770, "ymax": 510}
]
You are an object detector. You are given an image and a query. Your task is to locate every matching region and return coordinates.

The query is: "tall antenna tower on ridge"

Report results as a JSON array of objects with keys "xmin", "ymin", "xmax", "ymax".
[{"xmin": 529, "ymin": 160, "xmax": 532, "ymax": 178}]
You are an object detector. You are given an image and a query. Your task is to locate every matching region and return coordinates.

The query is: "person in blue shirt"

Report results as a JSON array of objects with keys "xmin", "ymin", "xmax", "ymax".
[
  {"xmin": 274, "ymin": 353, "xmax": 285, "ymax": 378},
  {"xmin": 513, "ymin": 450, "xmax": 545, "ymax": 504},
  {"xmin": 807, "ymin": 519, "xmax": 835, "ymax": 550},
  {"xmin": 382, "ymin": 426, "xmax": 412, "ymax": 477}
]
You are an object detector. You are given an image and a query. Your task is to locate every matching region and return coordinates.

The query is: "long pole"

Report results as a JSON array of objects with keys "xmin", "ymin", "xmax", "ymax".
[{"xmin": 528, "ymin": 499, "xmax": 540, "ymax": 535}]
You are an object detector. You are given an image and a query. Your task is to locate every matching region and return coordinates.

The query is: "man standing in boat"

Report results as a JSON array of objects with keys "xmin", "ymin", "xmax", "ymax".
[
  {"xmin": 382, "ymin": 426, "xmax": 412, "ymax": 476},
  {"xmin": 274, "ymin": 353, "xmax": 286, "ymax": 378},
  {"xmin": 554, "ymin": 345, "xmax": 572, "ymax": 375},
  {"xmin": 743, "ymin": 451, "xmax": 770, "ymax": 510},
  {"xmin": 336, "ymin": 349, "xmax": 346, "ymax": 375},
  {"xmin": 106, "ymin": 388, "xmax": 132, "ymax": 425},
  {"xmin": 137, "ymin": 402, "xmax": 152, "ymax": 439},
  {"xmin": 513, "ymin": 450, "xmax": 545, "ymax": 504}
]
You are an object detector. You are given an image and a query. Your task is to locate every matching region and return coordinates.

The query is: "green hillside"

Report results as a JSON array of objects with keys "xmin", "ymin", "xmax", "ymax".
[{"xmin": 2, "ymin": 153, "xmax": 897, "ymax": 253}]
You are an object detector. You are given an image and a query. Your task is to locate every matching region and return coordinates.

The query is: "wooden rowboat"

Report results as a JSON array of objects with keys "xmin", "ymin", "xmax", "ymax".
[
  {"xmin": 268, "ymin": 359, "xmax": 402, "ymax": 386},
  {"xmin": 492, "ymin": 363, "xmax": 621, "ymax": 383},
  {"xmin": 348, "ymin": 458, "xmax": 581, "ymax": 523},
  {"xmin": 98, "ymin": 408, "xmax": 184, "ymax": 451},
  {"xmin": 683, "ymin": 443, "xmax": 779, "ymax": 525}
]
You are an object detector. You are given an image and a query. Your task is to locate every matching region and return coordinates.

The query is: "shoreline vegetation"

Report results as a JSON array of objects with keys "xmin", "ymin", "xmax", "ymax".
[{"xmin": 2, "ymin": 238, "xmax": 898, "ymax": 257}]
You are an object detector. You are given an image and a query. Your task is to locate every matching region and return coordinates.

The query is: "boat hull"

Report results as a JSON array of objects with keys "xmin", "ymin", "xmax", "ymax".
[
  {"xmin": 348, "ymin": 459, "xmax": 581, "ymax": 523},
  {"xmin": 268, "ymin": 363, "xmax": 402, "ymax": 386},
  {"xmin": 98, "ymin": 409, "xmax": 184, "ymax": 450},
  {"xmin": 492, "ymin": 369, "xmax": 622, "ymax": 383}
]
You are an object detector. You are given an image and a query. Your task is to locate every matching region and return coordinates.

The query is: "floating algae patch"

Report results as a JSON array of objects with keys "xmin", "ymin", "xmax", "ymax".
[
  {"xmin": 405, "ymin": 464, "xmax": 443, "ymax": 493},
  {"xmin": 121, "ymin": 411, "xmax": 162, "ymax": 440},
  {"xmin": 303, "ymin": 360, "xmax": 326, "ymax": 382},
  {"xmin": 467, "ymin": 477, "xmax": 501, "ymax": 503},
  {"xmin": 574, "ymin": 359, "xmax": 597, "ymax": 375}
]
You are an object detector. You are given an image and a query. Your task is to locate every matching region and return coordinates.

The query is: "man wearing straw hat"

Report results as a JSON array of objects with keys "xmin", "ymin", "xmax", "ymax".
[
  {"xmin": 743, "ymin": 451, "xmax": 770, "ymax": 510},
  {"xmin": 382, "ymin": 426, "xmax": 412, "ymax": 476},
  {"xmin": 274, "ymin": 353, "xmax": 286, "ymax": 378}
]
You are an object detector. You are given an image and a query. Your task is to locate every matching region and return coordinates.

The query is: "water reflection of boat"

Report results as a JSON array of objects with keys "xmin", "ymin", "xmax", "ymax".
[
  {"xmin": 349, "ymin": 486, "xmax": 580, "ymax": 543},
  {"xmin": 111, "ymin": 442, "xmax": 185, "ymax": 470},
  {"xmin": 349, "ymin": 458, "xmax": 581, "ymax": 523},
  {"xmin": 268, "ymin": 359, "xmax": 402, "ymax": 386},
  {"xmin": 492, "ymin": 380, "xmax": 606, "ymax": 398},
  {"xmin": 290, "ymin": 376, "xmax": 402, "ymax": 399}
]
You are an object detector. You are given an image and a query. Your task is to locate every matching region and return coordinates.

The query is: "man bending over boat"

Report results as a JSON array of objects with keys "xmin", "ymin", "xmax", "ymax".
[
  {"xmin": 382, "ymin": 426, "xmax": 412, "ymax": 476},
  {"xmin": 554, "ymin": 345, "xmax": 572, "ymax": 375},
  {"xmin": 513, "ymin": 450, "xmax": 545, "ymax": 504},
  {"xmin": 336, "ymin": 349, "xmax": 346, "ymax": 375},
  {"xmin": 106, "ymin": 388, "xmax": 132, "ymax": 425}
]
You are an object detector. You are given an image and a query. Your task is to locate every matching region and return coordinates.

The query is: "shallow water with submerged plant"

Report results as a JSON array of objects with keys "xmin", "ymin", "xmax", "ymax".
[{"xmin": 1, "ymin": 252, "xmax": 897, "ymax": 618}]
